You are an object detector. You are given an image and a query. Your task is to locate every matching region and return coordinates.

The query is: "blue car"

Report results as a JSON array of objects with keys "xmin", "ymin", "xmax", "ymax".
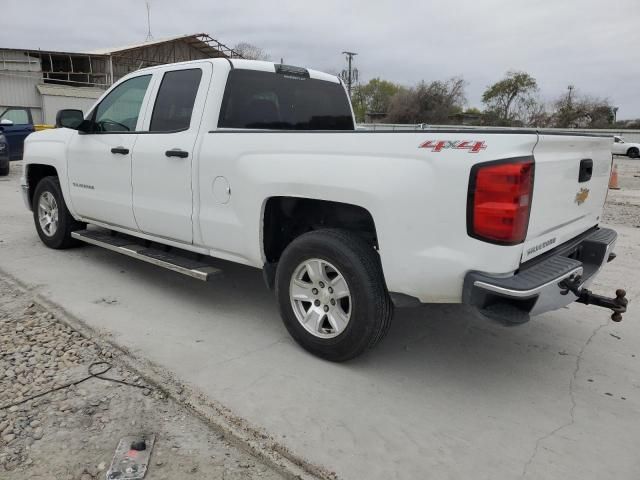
[
  {"xmin": 0, "ymin": 133, "xmax": 9, "ymax": 176},
  {"xmin": 0, "ymin": 107, "xmax": 35, "ymax": 161}
]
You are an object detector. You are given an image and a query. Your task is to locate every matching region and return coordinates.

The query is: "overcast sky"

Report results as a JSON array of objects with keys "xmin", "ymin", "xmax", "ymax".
[{"xmin": 2, "ymin": 0, "xmax": 638, "ymax": 118}]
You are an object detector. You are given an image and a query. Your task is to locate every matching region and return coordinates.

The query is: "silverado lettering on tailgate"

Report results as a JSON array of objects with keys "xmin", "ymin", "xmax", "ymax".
[{"xmin": 526, "ymin": 237, "xmax": 557, "ymax": 258}]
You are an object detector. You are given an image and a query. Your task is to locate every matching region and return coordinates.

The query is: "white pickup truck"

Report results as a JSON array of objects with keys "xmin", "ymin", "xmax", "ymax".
[{"xmin": 20, "ymin": 59, "xmax": 627, "ymax": 361}]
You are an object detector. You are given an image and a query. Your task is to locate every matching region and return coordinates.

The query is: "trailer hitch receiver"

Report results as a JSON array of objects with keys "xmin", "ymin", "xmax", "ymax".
[
  {"xmin": 560, "ymin": 276, "xmax": 628, "ymax": 322},
  {"xmin": 576, "ymin": 288, "xmax": 628, "ymax": 322}
]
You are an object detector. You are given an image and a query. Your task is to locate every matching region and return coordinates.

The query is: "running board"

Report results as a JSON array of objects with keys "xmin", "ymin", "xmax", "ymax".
[{"xmin": 71, "ymin": 230, "xmax": 222, "ymax": 281}]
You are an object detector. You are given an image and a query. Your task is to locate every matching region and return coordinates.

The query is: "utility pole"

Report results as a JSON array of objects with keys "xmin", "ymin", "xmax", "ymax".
[
  {"xmin": 341, "ymin": 51, "xmax": 358, "ymax": 98},
  {"xmin": 567, "ymin": 84, "xmax": 574, "ymax": 108},
  {"xmin": 145, "ymin": 0, "xmax": 153, "ymax": 41}
]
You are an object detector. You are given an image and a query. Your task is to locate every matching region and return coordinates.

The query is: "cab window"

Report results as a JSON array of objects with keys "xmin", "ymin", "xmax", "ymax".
[
  {"xmin": 93, "ymin": 75, "xmax": 151, "ymax": 132},
  {"xmin": 0, "ymin": 108, "xmax": 31, "ymax": 125},
  {"xmin": 149, "ymin": 69, "xmax": 202, "ymax": 132},
  {"xmin": 219, "ymin": 69, "xmax": 354, "ymax": 130}
]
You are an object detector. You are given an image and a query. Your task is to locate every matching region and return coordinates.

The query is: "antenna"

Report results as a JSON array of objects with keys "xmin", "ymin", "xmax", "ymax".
[
  {"xmin": 145, "ymin": 0, "xmax": 153, "ymax": 41},
  {"xmin": 340, "ymin": 51, "xmax": 358, "ymax": 98}
]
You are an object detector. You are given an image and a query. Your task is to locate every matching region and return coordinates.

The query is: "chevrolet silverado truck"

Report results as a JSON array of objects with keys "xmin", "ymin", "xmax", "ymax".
[{"xmin": 20, "ymin": 59, "xmax": 627, "ymax": 361}]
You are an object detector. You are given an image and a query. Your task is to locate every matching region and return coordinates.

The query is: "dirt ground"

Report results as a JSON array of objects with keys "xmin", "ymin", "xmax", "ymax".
[{"xmin": 0, "ymin": 277, "xmax": 285, "ymax": 480}]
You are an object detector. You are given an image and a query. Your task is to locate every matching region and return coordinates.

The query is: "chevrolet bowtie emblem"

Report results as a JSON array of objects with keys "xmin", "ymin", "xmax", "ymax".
[{"xmin": 575, "ymin": 188, "xmax": 590, "ymax": 205}]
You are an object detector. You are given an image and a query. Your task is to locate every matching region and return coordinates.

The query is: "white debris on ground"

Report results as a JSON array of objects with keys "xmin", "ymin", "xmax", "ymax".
[
  {"xmin": 602, "ymin": 158, "xmax": 640, "ymax": 227},
  {"xmin": 0, "ymin": 278, "xmax": 285, "ymax": 479}
]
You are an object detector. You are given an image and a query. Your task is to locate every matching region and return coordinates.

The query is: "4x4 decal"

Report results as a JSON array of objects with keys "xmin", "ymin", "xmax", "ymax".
[{"xmin": 419, "ymin": 140, "xmax": 487, "ymax": 153}]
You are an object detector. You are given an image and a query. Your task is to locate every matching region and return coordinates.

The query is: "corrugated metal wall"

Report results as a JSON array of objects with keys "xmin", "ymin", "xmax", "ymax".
[
  {"xmin": 0, "ymin": 75, "xmax": 41, "ymax": 108},
  {"xmin": 0, "ymin": 49, "xmax": 43, "ymax": 121},
  {"xmin": 41, "ymin": 95, "xmax": 98, "ymax": 124},
  {"xmin": 111, "ymin": 39, "xmax": 212, "ymax": 82},
  {"xmin": 0, "ymin": 49, "xmax": 42, "ymax": 109}
]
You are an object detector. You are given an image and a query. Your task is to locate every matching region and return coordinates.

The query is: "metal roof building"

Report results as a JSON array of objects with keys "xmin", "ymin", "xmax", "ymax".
[{"xmin": 0, "ymin": 33, "xmax": 242, "ymax": 124}]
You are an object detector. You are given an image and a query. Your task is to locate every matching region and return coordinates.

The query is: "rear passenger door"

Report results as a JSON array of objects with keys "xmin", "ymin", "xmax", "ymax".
[{"xmin": 132, "ymin": 64, "xmax": 210, "ymax": 244}]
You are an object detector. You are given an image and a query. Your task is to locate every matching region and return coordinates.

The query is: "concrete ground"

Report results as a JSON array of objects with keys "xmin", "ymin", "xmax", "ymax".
[{"xmin": 1, "ymin": 159, "xmax": 639, "ymax": 479}]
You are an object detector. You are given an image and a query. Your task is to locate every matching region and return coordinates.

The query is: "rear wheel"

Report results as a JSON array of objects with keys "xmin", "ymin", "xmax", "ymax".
[
  {"xmin": 275, "ymin": 229, "xmax": 393, "ymax": 362},
  {"xmin": 628, "ymin": 147, "xmax": 639, "ymax": 159},
  {"xmin": 33, "ymin": 176, "xmax": 85, "ymax": 249}
]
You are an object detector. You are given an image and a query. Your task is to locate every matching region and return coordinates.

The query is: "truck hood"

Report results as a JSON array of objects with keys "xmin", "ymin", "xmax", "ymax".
[{"xmin": 24, "ymin": 126, "xmax": 76, "ymax": 145}]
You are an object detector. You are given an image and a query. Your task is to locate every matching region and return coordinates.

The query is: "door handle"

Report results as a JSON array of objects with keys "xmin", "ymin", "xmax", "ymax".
[
  {"xmin": 165, "ymin": 149, "xmax": 189, "ymax": 158},
  {"xmin": 579, "ymin": 158, "xmax": 593, "ymax": 182},
  {"xmin": 111, "ymin": 146, "xmax": 129, "ymax": 155}
]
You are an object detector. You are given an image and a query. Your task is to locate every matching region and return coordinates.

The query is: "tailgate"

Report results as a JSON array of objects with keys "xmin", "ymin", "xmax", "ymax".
[{"xmin": 522, "ymin": 134, "xmax": 612, "ymax": 262}]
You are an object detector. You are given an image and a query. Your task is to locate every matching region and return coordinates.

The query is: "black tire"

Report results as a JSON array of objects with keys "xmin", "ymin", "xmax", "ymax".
[
  {"xmin": 275, "ymin": 229, "xmax": 393, "ymax": 362},
  {"xmin": 32, "ymin": 176, "xmax": 86, "ymax": 249},
  {"xmin": 0, "ymin": 164, "xmax": 8, "ymax": 176},
  {"xmin": 627, "ymin": 147, "xmax": 639, "ymax": 159}
]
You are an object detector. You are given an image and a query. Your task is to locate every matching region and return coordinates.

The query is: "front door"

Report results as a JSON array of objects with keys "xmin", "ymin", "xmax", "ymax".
[
  {"xmin": 132, "ymin": 65, "xmax": 209, "ymax": 243},
  {"xmin": 67, "ymin": 74, "xmax": 153, "ymax": 230},
  {"xmin": 0, "ymin": 107, "xmax": 34, "ymax": 160}
]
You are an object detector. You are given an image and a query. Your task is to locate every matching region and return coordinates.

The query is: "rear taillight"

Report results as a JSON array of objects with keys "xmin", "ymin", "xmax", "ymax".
[{"xmin": 467, "ymin": 157, "xmax": 534, "ymax": 245}]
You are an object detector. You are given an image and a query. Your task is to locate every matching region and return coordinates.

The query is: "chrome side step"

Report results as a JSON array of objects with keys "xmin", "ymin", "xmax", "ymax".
[{"xmin": 71, "ymin": 230, "xmax": 222, "ymax": 281}]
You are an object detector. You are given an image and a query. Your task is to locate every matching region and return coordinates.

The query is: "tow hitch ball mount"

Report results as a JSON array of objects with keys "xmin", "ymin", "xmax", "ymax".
[{"xmin": 560, "ymin": 276, "xmax": 628, "ymax": 322}]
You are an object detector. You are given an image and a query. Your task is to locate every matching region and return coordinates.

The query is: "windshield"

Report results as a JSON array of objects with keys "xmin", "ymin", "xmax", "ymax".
[{"xmin": 219, "ymin": 69, "xmax": 354, "ymax": 130}]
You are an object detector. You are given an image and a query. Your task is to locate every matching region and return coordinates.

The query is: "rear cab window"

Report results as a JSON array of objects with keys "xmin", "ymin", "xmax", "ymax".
[{"xmin": 218, "ymin": 68, "xmax": 354, "ymax": 130}]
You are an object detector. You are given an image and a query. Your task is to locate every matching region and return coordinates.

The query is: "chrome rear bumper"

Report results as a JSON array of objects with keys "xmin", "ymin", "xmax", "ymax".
[{"xmin": 463, "ymin": 227, "xmax": 617, "ymax": 323}]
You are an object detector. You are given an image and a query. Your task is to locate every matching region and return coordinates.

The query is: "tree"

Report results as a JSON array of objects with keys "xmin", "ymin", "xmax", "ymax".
[
  {"xmin": 385, "ymin": 77, "xmax": 467, "ymax": 124},
  {"xmin": 233, "ymin": 42, "xmax": 270, "ymax": 61},
  {"xmin": 352, "ymin": 78, "xmax": 402, "ymax": 123},
  {"xmin": 552, "ymin": 87, "xmax": 615, "ymax": 128},
  {"xmin": 482, "ymin": 71, "xmax": 539, "ymax": 126}
]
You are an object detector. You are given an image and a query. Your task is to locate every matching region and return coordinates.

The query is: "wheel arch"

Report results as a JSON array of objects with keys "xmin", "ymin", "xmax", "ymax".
[
  {"xmin": 25, "ymin": 163, "xmax": 59, "ymax": 210},
  {"xmin": 260, "ymin": 196, "xmax": 380, "ymax": 288}
]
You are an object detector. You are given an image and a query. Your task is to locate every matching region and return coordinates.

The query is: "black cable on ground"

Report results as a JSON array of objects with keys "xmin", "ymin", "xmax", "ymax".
[{"xmin": 0, "ymin": 361, "xmax": 150, "ymax": 411}]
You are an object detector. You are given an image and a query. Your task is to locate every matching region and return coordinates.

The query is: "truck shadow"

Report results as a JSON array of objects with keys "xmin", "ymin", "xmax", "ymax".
[{"xmin": 84, "ymin": 244, "xmax": 585, "ymax": 392}]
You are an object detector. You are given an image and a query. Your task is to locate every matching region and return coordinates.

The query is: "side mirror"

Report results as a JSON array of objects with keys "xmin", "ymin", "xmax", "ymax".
[
  {"xmin": 0, "ymin": 119, "xmax": 14, "ymax": 126},
  {"xmin": 55, "ymin": 109, "xmax": 84, "ymax": 129}
]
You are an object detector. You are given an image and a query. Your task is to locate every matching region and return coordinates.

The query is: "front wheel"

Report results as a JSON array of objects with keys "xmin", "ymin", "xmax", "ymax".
[
  {"xmin": 32, "ymin": 176, "xmax": 85, "ymax": 249},
  {"xmin": 275, "ymin": 229, "xmax": 393, "ymax": 362},
  {"xmin": 627, "ymin": 147, "xmax": 639, "ymax": 159}
]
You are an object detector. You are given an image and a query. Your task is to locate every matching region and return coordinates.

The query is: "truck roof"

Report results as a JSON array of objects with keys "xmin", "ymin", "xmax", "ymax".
[{"xmin": 132, "ymin": 58, "xmax": 341, "ymax": 84}]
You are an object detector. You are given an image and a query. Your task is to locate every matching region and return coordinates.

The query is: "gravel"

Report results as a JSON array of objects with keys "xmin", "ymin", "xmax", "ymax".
[{"xmin": 0, "ymin": 277, "xmax": 285, "ymax": 479}]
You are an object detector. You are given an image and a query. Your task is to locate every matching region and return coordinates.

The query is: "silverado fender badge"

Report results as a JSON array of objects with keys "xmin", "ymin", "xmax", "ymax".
[
  {"xmin": 72, "ymin": 182, "xmax": 95, "ymax": 190},
  {"xmin": 575, "ymin": 188, "xmax": 590, "ymax": 205},
  {"xmin": 419, "ymin": 140, "xmax": 487, "ymax": 153}
]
